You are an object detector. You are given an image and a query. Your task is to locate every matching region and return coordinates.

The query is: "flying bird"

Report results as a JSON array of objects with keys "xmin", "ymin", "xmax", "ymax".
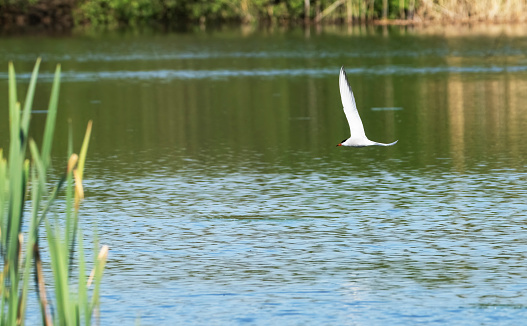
[{"xmin": 336, "ymin": 67, "xmax": 398, "ymax": 147}]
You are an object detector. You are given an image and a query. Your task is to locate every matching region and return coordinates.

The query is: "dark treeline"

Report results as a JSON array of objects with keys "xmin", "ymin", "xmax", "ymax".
[{"xmin": 1, "ymin": 0, "xmax": 526, "ymax": 31}]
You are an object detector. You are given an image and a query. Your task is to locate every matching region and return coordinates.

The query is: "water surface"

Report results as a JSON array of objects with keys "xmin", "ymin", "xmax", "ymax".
[{"xmin": 1, "ymin": 25, "xmax": 527, "ymax": 324}]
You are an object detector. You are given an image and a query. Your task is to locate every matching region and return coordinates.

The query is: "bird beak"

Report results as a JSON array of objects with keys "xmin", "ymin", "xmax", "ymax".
[{"xmin": 336, "ymin": 143, "xmax": 342, "ymax": 147}]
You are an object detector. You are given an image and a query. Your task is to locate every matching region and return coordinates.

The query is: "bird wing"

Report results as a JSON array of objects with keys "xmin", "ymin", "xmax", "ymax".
[{"xmin": 339, "ymin": 67, "xmax": 367, "ymax": 140}]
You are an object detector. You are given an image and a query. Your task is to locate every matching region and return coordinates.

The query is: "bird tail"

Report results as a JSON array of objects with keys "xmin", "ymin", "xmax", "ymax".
[{"xmin": 375, "ymin": 140, "xmax": 398, "ymax": 146}]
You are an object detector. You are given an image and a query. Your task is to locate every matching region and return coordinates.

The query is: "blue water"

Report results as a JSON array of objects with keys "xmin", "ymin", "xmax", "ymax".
[
  {"xmin": 86, "ymin": 158, "xmax": 527, "ymax": 325},
  {"xmin": 2, "ymin": 26, "xmax": 527, "ymax": 324}
]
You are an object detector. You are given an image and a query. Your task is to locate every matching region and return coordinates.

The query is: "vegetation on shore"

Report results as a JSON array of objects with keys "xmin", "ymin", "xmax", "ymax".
[
  {"xmin": 0, "ymin": 59, "xmax": 108, "ymax": 325},
  {"xmin": 1, "ymin": 0, "xmax": 527, "ymax": 30}
]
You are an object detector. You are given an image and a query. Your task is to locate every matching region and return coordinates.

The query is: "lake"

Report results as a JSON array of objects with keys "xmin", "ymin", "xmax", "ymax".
[{"xmin": 1, "ymin": 24, "xmax": 527, "ymax": 325}]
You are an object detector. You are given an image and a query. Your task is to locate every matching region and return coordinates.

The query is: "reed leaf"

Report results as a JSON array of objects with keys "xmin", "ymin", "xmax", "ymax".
[
  {"xmin": 8, "ymin": 62, "xmax": 17, "ymax": 130},
  {"xmin": 41, "ymin": 64, "xmax": 61, "ymax": 170},
  {"xmin": 69, "ymin": 121, "xmax": 93, "ymax": 277},
  {"xmin": 18, "ymin": 164, "xmax": 41, "ymax": 325},
  {"xmin": 45, "ymin": 219, "xmax": 73, "ymax": 325},
  {"xmin": 29, "ymin": 140, "xmax": 47, "ymax": 194},
  {"xmin": 76, "ymin": 121, "xmax": 92, "ymax": 184},
  {"xmin": 6, "ymin": 88, "xmax": 24, "ymax": 326},
  {"xmin": 89, "ymin": 245, "xmax": 109, "ymax": 316},
  {"xmin": 20, "ymin": 57, "xmax": 41, "ymax": 142},
  {"xmin": 34, "ymin": 242, "xmax": 53, "ymax": 326},
  {"xmin": 65, "ymin": 153, "xmax": 77, "ymax": 251},
  {"xmin": 7, "ymin": 64, "xmax": 20, "ymax": 191},
  {"xmin": 0, "ymin": 150, "xmax": 6, "ymax": 251},
  {"xmin": 77, "ymin": 231, "xmax": 88, "ymax": 325}
]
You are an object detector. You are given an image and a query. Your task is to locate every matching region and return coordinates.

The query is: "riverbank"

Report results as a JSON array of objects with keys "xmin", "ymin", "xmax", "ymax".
[
  {"xmin": 1, "ymin": 0, "xmax": 527, "ymax": 32},
  {"xmin": 0, "ymin": 0, "xmax": 74, "ymax": 31}
]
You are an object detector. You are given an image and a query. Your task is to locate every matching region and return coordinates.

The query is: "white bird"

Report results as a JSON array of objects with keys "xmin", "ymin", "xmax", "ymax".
[{"xmin": 336, "ymin": 67, "xmax": 398, "ymax": 147}]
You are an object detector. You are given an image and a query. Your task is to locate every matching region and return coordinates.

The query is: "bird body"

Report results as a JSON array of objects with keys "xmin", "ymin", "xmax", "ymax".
[{"xmin": 337, "ymin": 67, "xmax": 398, "ymax": 147}]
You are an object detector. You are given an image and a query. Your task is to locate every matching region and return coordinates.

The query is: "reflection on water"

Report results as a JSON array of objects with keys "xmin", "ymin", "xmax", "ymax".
[{"xmin": 2, "ymin": 26, "xmax": 527, "ymax": 324}]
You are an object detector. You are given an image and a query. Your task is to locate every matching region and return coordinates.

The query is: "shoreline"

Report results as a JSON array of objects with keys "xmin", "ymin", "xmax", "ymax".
[
  {"xmin": 3, "ymin": 19, "xmax": 527, "ymax": 33},
  {"xmin": 3, "ymin": 21, "xmax": 527, "ymax": 38},
  {"xmin": 2, "ymin": 0, "xmax": 527, "ymax": 34}
]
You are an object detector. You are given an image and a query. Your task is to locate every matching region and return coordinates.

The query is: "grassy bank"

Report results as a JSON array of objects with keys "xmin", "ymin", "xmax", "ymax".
[
  {"xmin": 0, "ymin": 59, "xmax": 108, "ymax": 325},
  {"xmin": 1, "ymin": 0, "xmax": 527, "ymax": 30}
]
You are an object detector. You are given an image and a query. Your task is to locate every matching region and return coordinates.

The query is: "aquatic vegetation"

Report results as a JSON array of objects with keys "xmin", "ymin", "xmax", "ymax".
[
  {"xmin": 72, "ymin": 0, "xmax": 414, "ymax": 26},
  {"xmin": 0, "ymin": 58, "xmax": 108, "ymax": 325},
  {"xmin": 2, "ymin": 0, "xmax": 527, "ymax": 30}
]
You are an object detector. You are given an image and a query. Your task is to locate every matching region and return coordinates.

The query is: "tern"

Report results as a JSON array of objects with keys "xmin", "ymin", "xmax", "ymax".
[{"xmin": 336, "ymin": 67, "xmax": 398, "ymax": 147}]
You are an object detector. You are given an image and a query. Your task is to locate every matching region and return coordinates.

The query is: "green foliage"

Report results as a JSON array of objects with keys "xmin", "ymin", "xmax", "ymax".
[
  {"xmin": 72, "ymin": 0, "xmax": 339, "ymax": 28},
  {"xmin": 3, "ymin": 0, "xmax": 420, "ymax": 29},
  {"xmin": 285, "ymin": 0, "xmax": 305, "ymax": 18},
  {"xmin": 110, "ymin": 0, "xmax": 164, "ymax": 26},
  {"xmin": 74, "ymin": 0, "xmax": 120, "ymax": 28},
  {"xmin": 0, "ymin": 0, "xmax": 38, "ymax": 6},
  {"xmin": 0, "ymin": 60, "xmax": 108, "ymax": 325},
  {"xmin": 4, "ymin": 0, "xmax": 525, "ymax": 28},
  {"xmin": 99, "ymin": 0, "xmax": 418, "ymax": 27}
]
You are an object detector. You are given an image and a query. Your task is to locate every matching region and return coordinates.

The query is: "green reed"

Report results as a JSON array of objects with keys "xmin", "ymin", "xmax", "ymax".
[{"xmin": 0, "ymin": 59, "xmax": 108, "ymax": 325}]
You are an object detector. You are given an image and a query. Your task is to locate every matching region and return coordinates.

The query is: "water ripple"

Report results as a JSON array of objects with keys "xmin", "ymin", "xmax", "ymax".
[
  {"xmin": 2, "ymin": 65, "xmax": 527, "ymax": 82},
  {"xmin": 80, "ymin": 165, "xmax": 527, "ymax": 324}
]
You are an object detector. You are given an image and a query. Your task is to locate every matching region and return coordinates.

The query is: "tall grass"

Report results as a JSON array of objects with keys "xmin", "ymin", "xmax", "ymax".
[
  {"xmin": 417, "ymin": 0, "xmax": 527, "ymax": 22},
  {"xmin": 72, "ymin": 0, "xmax": 527, "ymax": 28},
  {"xmin": 3, "ymin": 0, "xmax": 527, "ymax": 29},
  {"xmin": 0, "ymin": 59, "xmax": 108, "ymax": 325}
]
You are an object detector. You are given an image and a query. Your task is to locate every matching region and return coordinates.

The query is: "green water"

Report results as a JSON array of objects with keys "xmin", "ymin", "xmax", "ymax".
[{"xmin": 1, "ymin": 25, "xmax": 527, "ymax": 324}]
